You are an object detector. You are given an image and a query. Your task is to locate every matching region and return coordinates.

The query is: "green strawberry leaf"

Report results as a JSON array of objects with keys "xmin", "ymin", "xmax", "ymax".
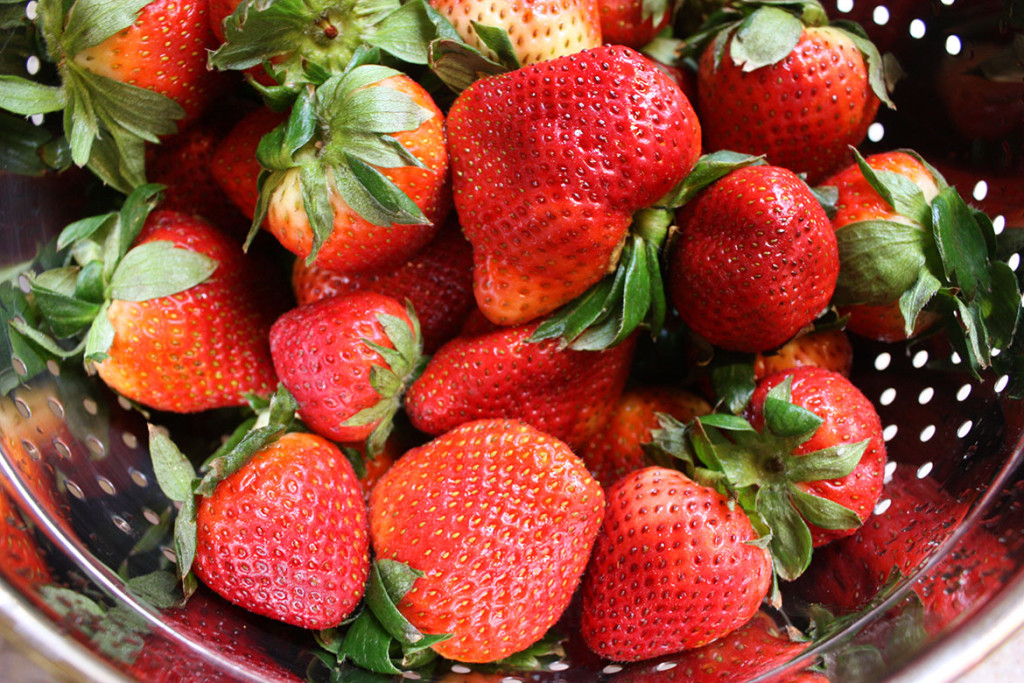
[
  {"xmin": 763, "ymin": 378, "xmax": 822, "ymax": 439},
  {"xmin": 730, "ymin": 6, "xmax": 804, "ymax": 72},
  {"xmin": 366, "ymin": 560, "xmax": 449, "ymax": 651},
  {"xmin": 851, "ymin": 148, "xmax": 930, "ymax": 224},
  {"xmin": 428, "ymin": 37, "xmax": 512, "ymax": 93},
  {"xmin": 107, "ymin": 242, "xmax": 218, "ymax": 302},
  {"xmin": 60, "ymin": 0, "xmax": 153, "ymax": 54},
  {"xmin": 783, "ymin": 439, "xmax": 868, "ymax": 483},
  {"xmin": 82, "ymin": 300, "xmax": 114, "ymax": 362},
  {"xmin": 757, "ymin": 483, "xmax": 813, "ymax": 581},
  {"xmin": 898, "ymin": 270, "xmax": 943, "ymax": 338},
  {"xmin": 832, "ymin": 220, "xmax": 933, "ymax": 306},
  {"xmin": 0, "ymin": 75, "xmax": 67, "ymax": 114},
  {"xmin": 29, "ymin": 267, "xmax": 102, "ymax": 337},
  {"xmin": 932, "ymin": 187, "xmax": 991, "ymax": 301},
  {"xmin": 366, "ymin": 0, "xmax": 440, "ymax": 65},
  {"xmin": 1, "ymin": 280, "xmax": 56, "ymax": 392},
  {"xmin": 57, "ymin": 213, "xmax": 118, "ymax": 251},
  {"xmin": 788, "ymin": 483, "xmax": 863, "ymax": 530},
  {"xmin": 341, "ymin": 611, "xmax": 405, "ymax": 675},
  {"xmin": 528, "ymin": 275, "xmax": 617, "ymax": 344},
  {"xmin": 658, "ymin": 150, "xmax": 765, "ymax": 209},
  {"xmin": 707, "ymin": 350, "xmax": 757, "ymax": 415},
  {"xmin": 469, "ymin": 21, "xmax": 522, "ymax": 70},
  {"xmin": 148, "ymin": 425, "xmax": 197, "ymax": 504},
  {"xmin": 0, "ymin": 112, "xmax": 67, "ymax": 176},
  {"xmin": 173, "ymin": 493, "xmax": 199, "ymax": 590}
]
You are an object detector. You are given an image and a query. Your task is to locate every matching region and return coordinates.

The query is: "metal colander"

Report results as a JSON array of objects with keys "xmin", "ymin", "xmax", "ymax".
[{"xmin": 2, "ymin": 0, "xmax": 1024, "ymax": 680}]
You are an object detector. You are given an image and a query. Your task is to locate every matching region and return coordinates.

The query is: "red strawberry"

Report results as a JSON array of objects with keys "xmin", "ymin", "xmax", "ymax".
[
  {"xmin": 72, "ymin": 0, "xmax": 221, "ymax": 126},
  {"xmin": 794, "ymin": 465, "xmax": 1010, "ymax": 634},
  {"xmin": 147, "ymin": 111, "xmax": 252, "ymax": 237},
  {"xmin": 580, "ymin": 466, "xmax": 773, "ymax": 661},
  {"xmin": 368, "ymin": 419, "xmax": 605, "ymax": 663},
  {"xmin": 211, "ymin": 106, "xmax": 287, "ymax": 221},
  {"xmin": 754, "ymin": 329, "xmax": 854, "ymax": 381},
  {"xmin": 193, "ymin": 431, "xmax": 370, "ymax": 630},
  {"xmin": 291, "ymin": 222, "xmax": 474, "ymax": 353},
  {"xmin": 668, "ymin": 165, "xmax": 839, "ymax": 353},
  {"xmin": 0, "ymin": 488, "xmax": 52, "ymax": 594},
  {"xmin": 693, "ymin": 2, "xmax": 891, "ymax": 183},
  {"xmin": 93, "ymin": 209, "xmax": 285, "ymax": 413},
  {"xmin": 126, "ymin": 589, "xmax": 303, "ymax": 683},
  {"xmin": 824, "ymin": 149, "xmax": 1020, "ymax": 371},
  {"xmin": 404, "ymin": 319, "xmax": 636, "ymax": 450},
  {"xmin": 446, "ymin": 44, "xmax": 702, "ymax": 327},
  {"xmin": 269, "ymin": 291, "xmax": 421, "ymax": 451},
  {"xmin": 612, "ymin": 611, "xmax": 825, "ymax": 682},
  {"xmin": 598, "ymin": 0, "xmax": 673, "ymax": 48},
  {"xmin": 259, "ymin": 69, "xmax": 450, "ymax": 275},
  {"xmin": 577, "ymin": 385, "xmax": 711, "ymax": 488},
  {"xmin": 7, "ymin": 0, "xmax": 224, "ymax": 190},
  {"xmin": 431, "ymin": 0, "xmax": 602, "ymax": 66},
  {"xmin": 747, "ymin": 367, "xmax": 887, "ymax": 548}
]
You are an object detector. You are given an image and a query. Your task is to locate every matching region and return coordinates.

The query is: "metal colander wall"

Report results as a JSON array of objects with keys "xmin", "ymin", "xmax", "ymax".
[{"xmin": 2, "ymin": 0, "xmax": 1023, "ymax": 681}]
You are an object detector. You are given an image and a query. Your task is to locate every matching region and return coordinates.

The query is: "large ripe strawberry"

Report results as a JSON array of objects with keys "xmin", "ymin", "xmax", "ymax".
[
  {"xmin": 667, "ymin": 164, "xmax": 839, "ymax": 353},
  {"xmin": 746, "ymin": 367, "xmax": 887, "ymax": 548},
  {"xmin": 20, "ymin": 186, "xmax": 285, "ymax": 413},
  {"xmin": 191, "ymin": 431, "xmax": 370, "ymax": 630},
  {"xmin": 368, "ymin": 419, "xmax": 605, "ymax": 663},
  {"xmin": 579, "ymin": 466, "xmax": 773, "ymax": 661},
  {"xmin": 2, "ymin": 0, "xmax": 222, "ymax": 191},
  {"xmin": 403, "ymin": 318, "xmax": 635, "ymax": 450},
  {"xmin": 270, "ymin": 291, "xmax": 421, "ymax": 453},
  {"xmin": 577, "ymin": 384, "xmax": 711, "ymax": 488},
  {"xmin": 255, "ymin": 66, "xmax": 450, "ymax": 276},
  {"xmin": 291, "ymin": 221, "xmax": 474, "ymax": 353},
  {"xmin": 446, "ymin": 44, "xmax": 701, "ymax": 331},
  {"xmin": 152, "ymin": 398, "xmax": 372, "ymax": 633},
  {"xmin": 432, "ymin": 0, "xmax": 602, "ymax": 66},
  {"xmin": 691, "ymin": 0, "xmax": 893, "ymax": 183},
  {"xmin": 649, "ymin": 366, "xmax": 885, "ymax": 581},
  {"xmin": 825, "ymin": 149, "xmax": 1020, "ymax": 373}
]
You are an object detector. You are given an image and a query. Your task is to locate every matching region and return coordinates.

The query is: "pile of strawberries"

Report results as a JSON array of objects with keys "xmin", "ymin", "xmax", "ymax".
[{"xmin": 2, "ymin": 0, "xmax": 1022, "ymax": 679}]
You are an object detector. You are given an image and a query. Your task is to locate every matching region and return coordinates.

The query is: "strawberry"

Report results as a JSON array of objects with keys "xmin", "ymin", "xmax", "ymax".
[
  {"xmin": 691, "ymin": 1, "xmax": 893, "ymax": 183},
  {"xmin": 794, "ymin": 465, "xmax": 1011, "ymax": 635},
  {"xmin": 754, "ymin": 329, "xmax": 854, "ymax": 381},
  {"xmin": 431, "ymin": 0, "xmax": 602, "ymax": 66},
  {"xmin": 577, "ymin": 385, "xmax": 711, "ymax": 488},
  {"xmin": 95, "ymin": 211, "xmax": 284, "ymax": 412},
  {"xmin": 190, "ymin": 431, "xmax": 370, "ymax": 630},
  {"xmin": 2, "ymin": 0, "xmax": 223, "ymax": 191},
  {"xmin": 579, "ymin": 466, "xmax": 773, "ymax": 661},
  {"xmin": 269, "ymin": 291, "xmax": 421, "ymax": 453},
  {"xmin": 19, "ymin": 186, "xmax": 285, "ymax": 413},
  {"xmin": 211, "ymin": 106, "xmax": 287, "ymax": 221},
  {"xmin": 746, "ymin": 367, "xmax": 887, "ymax": 549},
  {"xmin": 598, "ymin": 0, "xmax": 673, "ymax": 48},
  {"xmin": 403, "ymin": 318, "xmax": 636, "ymax": 451},
  {"xmin": 824, "ymin": 149, "xmax": 1020, "ymax": 373},
  {"xmin": 667, "ymin": 164, "xmax": 839, "ymax": 353},
  {"xmin": 368, "ymin": 418, "xmax": 605, "ymax": 663},
  {"xmin": 146, "ymin": 109, "xmax": 253, "ymax": 237},
  {"xmin": 0, "ymin": 488, "xmax": 52, "ymax": 594},
  {"xmin": 256, "ymin": 67, "xmax": 450, "ymax": 276},
  {"xmin": 291, "ymin": 221, "xmax": 474, "ymax": 353},
  {"xmin": 612, "ymin": 611, "xmax": 825, "ymax": 682},
  {"xmin": 445, "ymin": 44, "xmax": 701, "ymax": 331},
  {"xmin": 126, "ymin": 588, "xmax": 304, "ymax": 683}
]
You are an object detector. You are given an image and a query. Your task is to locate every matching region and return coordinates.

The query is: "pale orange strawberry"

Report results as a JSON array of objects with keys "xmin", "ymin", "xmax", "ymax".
[
  {"xmin": 754, "ymin": 329, "xmax": 854, "ymax": 381},
  {"xmin": 432, "ymin": 0, "xmax": 603, "ymax": 66}
]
